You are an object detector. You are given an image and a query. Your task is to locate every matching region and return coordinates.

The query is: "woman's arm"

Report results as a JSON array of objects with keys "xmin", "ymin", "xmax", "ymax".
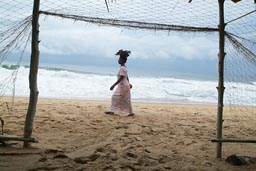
[
  {"xmin": 110, "ymin": 76, "xmax": 124, "ymax": 90},
  {"xmin": 127, "ymin": 77, "xmax": 132, "ymax": 89}
]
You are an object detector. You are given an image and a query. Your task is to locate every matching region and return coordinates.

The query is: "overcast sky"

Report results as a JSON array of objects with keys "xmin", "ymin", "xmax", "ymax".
[
  {"xmin": 37, "ymin": 17, "xmax": 219, "ymax": 76},
  {"xmin": 40, "ymin": 17, "xmax": 219, "ymax": 60}
]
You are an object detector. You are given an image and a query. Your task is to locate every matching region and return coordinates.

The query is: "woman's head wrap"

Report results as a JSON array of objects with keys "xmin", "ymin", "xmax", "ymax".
[{"xmin": 115, "ymin": 49, "xmax": 131, "ymax": 57}]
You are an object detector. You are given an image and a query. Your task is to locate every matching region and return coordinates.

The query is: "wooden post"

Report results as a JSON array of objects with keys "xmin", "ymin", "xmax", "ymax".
[
  {"xmin": 212, "ymin": 138, "xmax": 256, "ymax": 143},
  {"xmin": 216, "ymin": 0, "xmax": 226, "ymax": 158},
  {"xmin": 23, "ymin": 0, "xmax": 40, "ymax": 147}
]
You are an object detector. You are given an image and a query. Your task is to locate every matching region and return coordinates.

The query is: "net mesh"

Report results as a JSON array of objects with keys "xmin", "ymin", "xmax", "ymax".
[{"xmin": 0, "ymin": 0, "xmax": 255, "ymax": 138}]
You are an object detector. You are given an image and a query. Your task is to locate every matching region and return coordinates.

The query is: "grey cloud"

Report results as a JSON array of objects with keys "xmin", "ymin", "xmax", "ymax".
[{"xmin": 39, "ymin": 17, "xmax": 218, "ymax": 61}]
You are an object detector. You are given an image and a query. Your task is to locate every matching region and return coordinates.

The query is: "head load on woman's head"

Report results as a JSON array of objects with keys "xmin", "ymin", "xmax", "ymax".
[{"xmin": 116, "ymin": 49, "xmax": 131, "ymax": 63}]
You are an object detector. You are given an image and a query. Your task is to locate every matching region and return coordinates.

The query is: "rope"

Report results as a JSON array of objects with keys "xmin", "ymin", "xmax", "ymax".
[
  {"xmin": 226, "ymin": 10, "xmax": 256, "ymax": 24},
  {"xmin": 226, "ymin": 32, "xmax": 256, "ymax": 63},
  {"xmin": 39, "ymin": 11, "xmax": 219, "ymax": 33}
]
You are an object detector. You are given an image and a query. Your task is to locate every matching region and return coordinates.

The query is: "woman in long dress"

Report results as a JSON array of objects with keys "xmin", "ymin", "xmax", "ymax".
[{"xmin": 105, "ymin": 49, "xmax": 134, "ymax": 116}]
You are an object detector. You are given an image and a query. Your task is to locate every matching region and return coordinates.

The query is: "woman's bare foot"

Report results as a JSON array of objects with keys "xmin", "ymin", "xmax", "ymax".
[{"xmin": 105, "ymin": 111, "xmax": 114, "ymax": 115}]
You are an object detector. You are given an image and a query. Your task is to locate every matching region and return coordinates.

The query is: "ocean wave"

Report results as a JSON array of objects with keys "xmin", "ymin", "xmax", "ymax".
[
  {"xmin": 0, "ymin": 64, "xmax": 255, "ymax": 105},
  {"xmin": 1, "ymin": 64, "xmax": 20, "ymax": 70}
]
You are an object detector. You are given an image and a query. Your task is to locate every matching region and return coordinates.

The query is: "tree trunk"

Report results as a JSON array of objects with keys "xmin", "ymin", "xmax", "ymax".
[
  {"xmin": 216, "ymin": 0, "xmax": 226, "ymax": 158},
  {"xmin": 23, "ymin": 0, "xmax": 40, "ymax": 147}
]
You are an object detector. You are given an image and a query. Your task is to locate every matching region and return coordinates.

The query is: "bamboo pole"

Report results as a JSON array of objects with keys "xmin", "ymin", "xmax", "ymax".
[
  {"xmin": 23, "ymin": 0, "xmax": 40, "ymax": 147},
  {"xmin": 216, "ymin": 0, "xmax": 226, "ymax": 158},
  {"xmin": 39, "ymin": 11, "xmax": 219, "ymax": 33},
  {"xmin": 0, "ymin": 135, "xmax": 38, "ymax": 143},
  {"xmin": 212, "ymin": 139, "xmax": 256, "ymax": 143}
]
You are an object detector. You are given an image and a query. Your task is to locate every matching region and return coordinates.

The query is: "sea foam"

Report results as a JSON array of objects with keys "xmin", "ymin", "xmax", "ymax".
[{"xmin": 0, "ymin": 64, "xmax": 255, "ymax": 105}]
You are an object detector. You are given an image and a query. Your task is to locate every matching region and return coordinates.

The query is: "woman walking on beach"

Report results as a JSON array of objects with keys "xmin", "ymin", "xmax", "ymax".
[{"xmin": 105, "ymin": 49, "xmax": 134, "ymax": 116}]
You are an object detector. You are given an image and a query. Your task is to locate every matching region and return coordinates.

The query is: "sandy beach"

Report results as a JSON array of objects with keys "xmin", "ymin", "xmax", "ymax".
[{"xmin": 0, "ymin": 97, "xmax": 255, "ymax": 171}]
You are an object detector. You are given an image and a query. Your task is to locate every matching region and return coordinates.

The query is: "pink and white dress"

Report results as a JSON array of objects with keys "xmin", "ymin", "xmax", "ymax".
[{"xmin": 110, "ymin": 66, "xmax": 133, "ymax": 114}]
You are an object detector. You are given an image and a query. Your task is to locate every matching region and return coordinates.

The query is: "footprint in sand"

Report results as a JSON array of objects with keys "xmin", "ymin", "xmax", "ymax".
[
  {"xmin": 120, "ymin": 165, "xmax": 136, "ymax": 171},
  {"xmin": 115, "ymin": 125, "xmax": 129, "ymax": 129},
  {"xmin": 102, "ymin": 166, "xmax": 114, "ymax": 171},
  {"xmin": 126, "ymin": 152, "xmax": 138, "ymax": 158},
  {"xmin": 74, "ymin": 153, "xmax": 100, "ymax": 164}
]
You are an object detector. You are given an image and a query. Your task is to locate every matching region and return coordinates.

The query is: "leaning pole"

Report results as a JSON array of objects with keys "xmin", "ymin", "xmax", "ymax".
[
  {"xmin": 216, "ymin": 0, "xmax": 226, "ymax": 158},
  {"xmin": 24, "ymin": 0, "xmax": 40, "ymax": 147}
]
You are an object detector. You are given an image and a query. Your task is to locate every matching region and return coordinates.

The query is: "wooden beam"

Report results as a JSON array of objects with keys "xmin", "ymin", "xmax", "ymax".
[
  {"xmin": 39, "ymin": 11, "xmax": 219, "ymax": 33},
  {"xmin": 0, "ymin": 135, "xmax": 38, "ymax": 143},
  {"xmin": 23, "ymin": 0, "xmax": 40, "ymax": 147},
  {"xmin": 212, "ymin": 139, "xmax": 256, "ymax": 143},
  {"xmin": 216, "ymin": 0, "xmax": 226, "ymax": 159}
]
